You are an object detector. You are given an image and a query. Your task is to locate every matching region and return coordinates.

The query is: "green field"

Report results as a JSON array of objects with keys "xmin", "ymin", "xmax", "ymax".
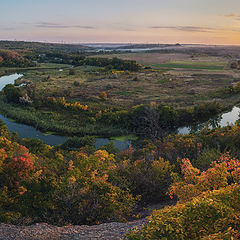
[{"xmin": 152, "ymin": 62, "xmax": 225, "ymax": 70}]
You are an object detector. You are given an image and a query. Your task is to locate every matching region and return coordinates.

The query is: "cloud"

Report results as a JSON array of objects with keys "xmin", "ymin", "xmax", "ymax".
[
  {"xmin": 225, "ymin": 13, "xmax": 237, "ymax": 18},
  {"xmin": 0, "ymin": 27, "xmax": 17, "ymax": 31},
  {"xmin": 35, "ymin": 22, "xmax": 95, "ymax": 29},
  {"xmin": 0, "ymin": 25, "xmax": 18, "ymax": 31},
  {"xmin": 151, "ymin": 25, "xmax": 215, "ymax": 33},
  {"xmin": 224, "ymin": 13, "xmax": 240, "ymax": 20}
]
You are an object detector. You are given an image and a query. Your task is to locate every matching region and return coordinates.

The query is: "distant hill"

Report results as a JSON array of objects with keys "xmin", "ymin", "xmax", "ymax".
[{"xmin": 116, "ymin": 43, "xmax": 181, "ymax": 49}]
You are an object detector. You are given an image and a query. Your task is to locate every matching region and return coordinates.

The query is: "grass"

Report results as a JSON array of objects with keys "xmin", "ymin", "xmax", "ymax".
[
  {"xmin": 111, "ymin": 135, "xmax": 138, "ymax": 141},
  {"xmin": 152, "ymin": 63, "xmax": 224, "ymax": 70},
  {"xmin": 0, "ymin": 54, "xmax": 238, "ymax": 138},
  {"xmin": 157, "ymin": 79, "xmax": 169, "ymax": 84},
  {"xmin": 19, "ymin": 62, "xmax": 237, "ymax": 110},
  {"xmin": 0, "ymin": 100, "xmax": 126, "ymax": 138},
  {"xmin": 115, "ymin": 91, "xmax": 136, "ymax": 97},
  {"xmin": 170, "ymin": 60, "xmax": 225, "ymax": 66},
  {"xmin": 43, "ymin": 131, "xmax": 58, "ymax": 136}
]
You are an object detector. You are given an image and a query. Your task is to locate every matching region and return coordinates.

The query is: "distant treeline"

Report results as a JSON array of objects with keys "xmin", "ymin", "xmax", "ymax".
[
  {"xmin": 39, "ymin": 53, "xmax": 142, "ymax": 71},
  {"xmin": 0, "ymin": 40, "xmax": 88, "ymax": 53},
  {"xmin": 0, "ymin": 49, "xmax": 36, "ymax": 68}
]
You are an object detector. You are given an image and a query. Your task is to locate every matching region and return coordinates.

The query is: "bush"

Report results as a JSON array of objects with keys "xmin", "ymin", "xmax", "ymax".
[
  {"xmin": 0, "ymin": 130, "xmax": 139, "ymax": 225},
  {"xmin": 97, "ymin": 110, "xmax": 130, "ymax": 128},
  {"xmin": 99, "ymin": 91, "xmax": 107, "ymax": 101},
  {"xmin": 60, "ymin": 136, "xmax": 95, "ymax": 150},
  {"xmin": 20, "ymin": 138, "xmax": 51, "ymax": 155},
  {"xmin": 111, "ymin": 157, "xmax": 173, "ymax": 203},
  {"xmin": 73, "ymin": 80, "xmax": 80, "ymax": 86},
  {"xmin": 126, "ymin": 185, "xmax": 240, "ymax": 240},
  {"xmin": 193, "ymin": 102, "xmax": 222, "ymax": 121},
  {"xmin": 69, "ymin": 69, "xmax": 76, "ymax": 75},
  {"xmin": 98, "ymin": 141, "xmax": 119, "ymax": 154},
  {"xmin": 157, "ymin": 104, "xmax": 179, "ymax": 128},
  {"xmin": 230, "ymin": 61, "xmax": 238, "ymax": 69},
  {"xmin": 169, "ymin": 153, "xmax": 240, "ymax": 202},
  {"xmin": 193, "ymin": 148, "xmax": 221, "ymax": 170},
  {"xmin": 130, "ymin": 105, "xmax": 163, "ymax": 138},
  {"xmin": 2, "ymin": 84, "xmax": 22, "ymax": 103},
  {"xmin": 47, "ymin": 150, "xmax": 137, "ymax": 225}
]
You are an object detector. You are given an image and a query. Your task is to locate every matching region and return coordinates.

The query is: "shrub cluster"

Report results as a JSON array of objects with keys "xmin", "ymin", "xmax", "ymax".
[
  {"xmin": 0, "ymin": 127, "xmax": 137, "ymax": 225},
  {"xmin": 0, "ymin": 112, "xmax": 240, "ymax": 232},
  {"xmin": 46, "ymin": 97, "xmax": 88, "ymax": 111},
  {"xmin": 126, "ymin": 155, "xmax": 240, "ymax": 239}
]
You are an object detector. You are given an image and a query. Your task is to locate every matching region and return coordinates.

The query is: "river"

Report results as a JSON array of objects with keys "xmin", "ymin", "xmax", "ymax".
[
  {"xmin": 0, "ymin": 74, "xmax": 131, "ymax": 150},
  {"xmin": 178, "ymin": 106, "xmax": 240, "ymax": 134}
]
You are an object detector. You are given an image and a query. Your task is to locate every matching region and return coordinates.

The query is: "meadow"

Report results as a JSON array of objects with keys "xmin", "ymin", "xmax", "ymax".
[
  {"xmin": 0, "ymin": 48, "xmax": 239, "ymax": 141},
  {"xmin": 21, "ymin": 57, "xmax": 239, "ymax": 109}
]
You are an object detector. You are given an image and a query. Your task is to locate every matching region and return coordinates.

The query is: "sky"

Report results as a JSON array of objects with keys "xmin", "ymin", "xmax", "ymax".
[{"xmin": 1, "ymin": 0, "xmax": 240, "ymax": 45}]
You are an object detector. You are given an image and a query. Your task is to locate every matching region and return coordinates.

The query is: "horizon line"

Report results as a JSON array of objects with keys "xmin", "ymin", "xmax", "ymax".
[{"xmin": 1, "ymin": 39, "xmax": 240, "ymax": 47}]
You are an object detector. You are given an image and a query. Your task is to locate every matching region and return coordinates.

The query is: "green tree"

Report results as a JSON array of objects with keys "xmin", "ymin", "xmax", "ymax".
[{"xmin": 2, "ymin": 84, "xmax": 22, "ymax": 103}]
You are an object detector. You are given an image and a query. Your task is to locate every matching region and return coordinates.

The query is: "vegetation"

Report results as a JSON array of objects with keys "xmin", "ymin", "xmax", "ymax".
[
  {"xmin": 126, "ymin": 185, "xmax": 240, "ymax": 239},
  {"xmin": 0, "ymin": 49, "xmax": 36, "ymax": 68},
  {"xmin": 0, "ymin": 48, "xmax": 235, "ymax": 141},
  {"xmin": 0, "ymin": 125, "xmax": 137, "ymax": 225},
  {"xmin": 0, "ymin": 115, "xmax": 240, "ymax": 228},
  {"xmin": 0, "ymin": 40, "xmax": 88, "ymax": 53},
  {"xmin": 152, "ymin": 62, "xmax": 224, "ymax": 70},
  {"xmin": 2, "ymin": 84, "xmax": 23, "ymax": 103},
  {"xmin": 0, "ymin": 104, "xmax": 239, "ymax": 239},
  {"xmin": 39, "ymin": 53, "xmax": 142, "ymax": 71},
  {"xmin": 1, "ymin": 41, "xmax": 240, "ymax": 238},
  {"xmin": 126, "ymin": 126, "xmax": 240, "ymax": 239}
]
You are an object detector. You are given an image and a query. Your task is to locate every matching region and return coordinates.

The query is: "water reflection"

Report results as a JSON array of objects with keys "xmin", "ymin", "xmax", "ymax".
[
  {"xmin": 0, "ymin": 73, "xmax": 23, "ymax": 89},
  {"xmin": 178, "ymin": 107, "xmax": 240, "ymax": 134}
]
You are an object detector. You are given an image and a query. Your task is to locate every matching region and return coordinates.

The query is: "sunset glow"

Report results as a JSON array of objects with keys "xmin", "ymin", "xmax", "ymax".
[{"xmin": 1, "ymin": 0, "xmax": 240, "ymax": 44}]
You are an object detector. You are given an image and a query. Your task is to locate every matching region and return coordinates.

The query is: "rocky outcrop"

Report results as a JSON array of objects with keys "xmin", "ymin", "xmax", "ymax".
[{"xmin": 0, "ymin": 219, "xmax": 147, "ymax": 240}]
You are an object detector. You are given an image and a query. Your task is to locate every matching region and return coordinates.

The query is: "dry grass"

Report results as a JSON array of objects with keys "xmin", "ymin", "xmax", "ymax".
[
  {"xmin": 92, "ymin": 52, "xmax": 191, "ymax": 65},
  {"xmin": 22, "ymin": 56, "xmax": 240, "ymax": 109}
]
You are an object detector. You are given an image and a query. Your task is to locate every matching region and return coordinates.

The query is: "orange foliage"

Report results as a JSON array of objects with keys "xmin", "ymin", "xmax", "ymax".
[
  {"xmin": 169, "ymin": 153, "xmax": 240, "ymax": 202},
  {"xmin": 0, "ymin": 49, "xmax": 21, "ymax": 60},
  {"xmin": 47, "ymin": 97, "xmax": 88, "ymax": 111},
  {"xmin": 99, "ymin": 91, "xmax": 107, "ymax": 101},
  {"xmin": 2, "ymin": 143, "xmax": 35, "ymax": 188}
]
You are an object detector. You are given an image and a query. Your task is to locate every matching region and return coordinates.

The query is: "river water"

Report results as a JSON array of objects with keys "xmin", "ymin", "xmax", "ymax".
[{"xmin": 178, "ymin": 106, "xmax": 240, "ymax": 134}]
